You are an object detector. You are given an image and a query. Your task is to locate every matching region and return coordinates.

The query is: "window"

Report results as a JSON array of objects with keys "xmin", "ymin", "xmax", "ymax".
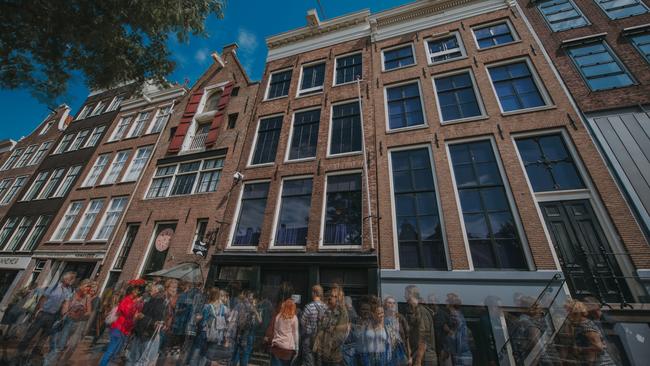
[
  {"xmin": 29, "ymin": 141, "xmax": 52, "ymax": 165},
  {"xmin": 52, "ymin": 165, "xmax": 82, "ymax": 197},
  {"xmin": 335, "ymin": 53, "xmax": 362, "ymax": 85},
  {"xmin": 51, "ymin": 201, "xmax": 84, "ymax": 241},
  {"xmin": 391, "ymin": 148, "xmax": 445, "ymax": 269},
  {"xmin": 449, "ymin": 140, "xmax": 527, "ymax": 269},
  {"xmin": 187, "ymin": 123, "xmax": 210, "ymax": 151},
  {"xmin": 76, "ymin": 105, "xmax": 91, "ymax": 120},
  {"xmin": 274, "ymin": 178, "xmax": 312, "ymax": 246},
  {"xmin": 299, "ymin": 62, "xmax": 326, "ymax": 95},
  {"xmin": 123, "ymin": 146, "xmax": 153, "ymax": 182},
  {"xmin": 383, "ymin": 44, "xmax": 415, "ymax": 71},
  {"xmin": 330, "ymin": 101, "xmax": 362, "ymax": 155},
  {"xmin": 324, "ymin": 173, "xmax": 362, "ymax": 246},
  {"xmin": 93, "ymin": 197, "xmax": 128, "ymax": 240},
  {"xmin": 1, "ymin": 176, "xmax": 27, "ymax": 204},
  {"xmin": 192, "ymin": 219, "xmax": 209, "ymax": 249},
  {"xmin": 83, "ymin": 154, "xmax": 110, "ymax": 187},
  {"xmin": 5, "ymin": 217, "xmax": 34, "ymax": 251},
  {"xmin": 474, "ymin": 22, "xmax": 516, "ymax": 49},
  {"xmin": 516, "ymin": 134, "xmax": 584, "ymax": 192},
  {"xmin": 21, "ymin": 215, "xmax": 50, "ymax": 251},
  {"xmin": 537, "ymin": 0, "xmax": 588, "ymax": 31},
  {"xmin": 434, "ymin": 71, "xmax": 484, "ymax": 122},
  {"xmin": 54, "ymin": 134, "xmax": 74, "ymax": 154},
  {"xmin": 40, "ymin": 121, "xmax": 54, "ymax": 135},
  {"xmin": 232, "ymin": 182, "xmax": 270, "ymax": 246},
  {"xmin": 630, "ymin": 32, "xmax": 650, "ymax": 62},
  {"xmin": 227, "ymin": 113, "xmax": 238, "ymax": 129},
  {"xmin": 266, "ymin": 69, "xmax": 292, "ymax": 99},
  {"xmin": 101, "ymin": 151, "xmax": 130, "ymax": 184},
  {"xmin": 426, "ymin": 32, "xmax": 465, "ymax": 64},
  {"xmin": 0, "ymin": 179, "xmax": 13, "ymax": 202},
  {"xmin": 90, "ymin": 101, "xmax": 106, "ymax": 116},
  {"xmin": 110, "ymin": 117, "xmax": 132, "ymax": 141},
  {"xmin": 594, "ymin": 0, "xmax": 648, "ymax": 19},
  {"xmin": 71, "ymin": 199, "xmax": 104, "ymax": 240},
  {"xmin": 197, "ymin": 158, "xmax": 224, "ymax": 193},
  {"xmin": 37, "ymin": 168, "xmax": 63, "ymax": 199},
  {"xmin": 14, "ymin": 145, "xmax": 37, "ymax": 168},
  {"xmin": 386, "ymin": 82, "xmax": 426, "ymax": 130},
  {"xmin": 231, "ymin": 87, "xmax": 240, "ymax": 97},
  {"xmin": 106, "ymin": 95, "xmax": 124, "ymax": 112},
  {"xmin": 22, "ymin": 171, "xmax": 48, "ymax": 201},
  {"xmin": 147, "ymin": 165, "xmax": 176, "ymax": 198},
  {"xmin": 251, "ymin": 116, "xmax": 283, "ymax": 165},
  {"xmin": 204, "ymin": 91, "xmax": 222, "ymax": 112},
  {"xmin": 68, "ymin": 129, "xmax": 89, "ymax": 151},
  {"xmin": 127, "ymin": 112, "xmax": 151, "ymax": 138},
  {"xmin": 113, "ymin": 224, "xmax": 139, "ymax": 270},
  {"xmin": 488, "ymin": 61, "xmax": 547, "ymax": 112},
  {"xmin": 149, "ymin": 105, "xmax": 172, "ymax": 134},
  {"xmin": 288, "ymin": 109, "xmax": 320, "ymax": 160},
  {"xmin": 84, "ymin": 126, "xmax": 106, "ymax": 148},
  {"xmin": 1, "ymin": 148, "xmax": 23, "ymax": 170},
  {"xmin": 0, "ymin": 218, "xmax": 19, "ymax": 249},
  {"xmin": 170, "ymin": 161, "xmax": 200, "ymax": 195},
  {"xmin": 567, "ymin": 41, "xmax": 634, "ymax": 91}
]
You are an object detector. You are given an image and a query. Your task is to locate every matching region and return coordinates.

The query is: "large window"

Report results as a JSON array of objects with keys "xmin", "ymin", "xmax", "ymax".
[
  {"xmin": 204, "ymin": 91, "xmax": 222, "ymax": 112},
  {"xmin": 146, "ymin": 157, "xmax": 224, "ymax": 198},
  {"xmin": 28, "ymin": 141, "xmax": 52, "ymax": 166},
  {"xmin": 0, "ymin": 218, "xmax": 19, "ymax": 248},
  {"xmin": 383, "ymin": 44, "xmax": 415, "ymax": 71},
  {"xmin": 113, "ymin": 224, "xmax": 139, "ymax": 270},
  {"xmin": 122, "ymin": 146, "xmax": 153, "ymax": 182},
  {"xmin": 449, "ymin": 140, "xmax": 527, "ymax": 269},
  {"xmin": 232, "ymin": 182, "xmax": 270, "ymax": 246},
  {"xmin": 488, "ymin": 61, "xmax": 547, "ymax": 112},
  {"xmin": 93, "ymin": 197, "xmax": 128, "ymax": 240},
  {"xmin": 335, "ymin": 53, "xmax": 362, "ymax": 85},
  {"xmin": 266, "ymin": 69, "xmax": 292, "ymax": 100},
  {"xmin": 54, "ymin": 134, "xmax": 74, "ymax": 154},
  {"xmin": 4, "ymin": 217, "xmax": 33, "ymax": 251},
  {"xmin": 391, "ymin": 148, "xmax": 446, "ymax": 269},
  {"xmin": 14, "ymin": 145, "xmax": 37, "ymax": 168},
  {"xmin": 83, "ymin": 154, "xmax": 110, "ymax": 187},
  {"xmin": 630, "ymin": 32, "xmax": 650, "ymax": 62},
  {"xmin": 251, "ymin": 116, "xmax": 283, "ymax": 165},
  {"xmin": 69, "ymin": 129, "xmax": 89, "ymax": 151},
  {"xmin": 0, "ymin": 179, "xmax": 13, "ymax": 202},
  {"xmin": 76, "ymin": 105, "xmax": 91, "ymax": 120},
  {"xmin": 323, "ymin": 173, "xmax": 362, "ymax": 246},
  {"xmin": 110, "ymin": 116, "xmax": 132, "ymax": 141},
  {"xmin": 274, "ymin": 178, "xmax": 313, "ymax": 246},
  {"xmin": 537, "ymin": 0, "xmax": 588, "ymax": 31},
  {"xmin": 52, "ymin": 165, "xmax": 82, "ymax": 197},
  {"xmin": 516, "ymin": 134, "xmax": 584, "ymax": 192},
  {"xmin": 1, "ymin": 148, "xmax": 23, "ymax": 171},
  {"xmin": 101, "ymin": 150, "xmax": 130, "ymax": 184},
  {"xmin": 426, "ymin": 33, "xmax": 465, "ymax": 64},
  {"xmin": 298, "ymin": 62, "xmax": 326, "ymax": 95},
  {"xmin": 51, "ymin": 201, "xmax": 84, "ymax": 241},
  {"xmin": 106, "ymin": 95, "xmax": 124, "ymax": 112},
  {"xmin": 330, "ymin": 101, "xmax": 362, "ymax": 155},
  {"xmin": 71, "ymin": 199, "xmax": 104, "ymax": 240},
  {"xmin": 22, "ymin": 215, "xmax": 51, "ymax": 251},
  {"xmin": 567, "ymin": 41, "xmax": 635, "ymax": 91},
  {"xmin": 148, "ymin": 105, "xmax": 173, "ymax": 134},
  {"xmin": 90, "ymin": 101, "xmax": 106, "ymax": 116},
  {"xmin": 84, "ymin": 126, "xmax": 106, "ymax": 148},
  {"xmin": 386, "ymin": 82, "xmax": 426, "ymax": 130},
  {"xmin": 473, "ymin": 22, "xmax": 516, "ymax": 49},
  {"xmin": 127, "ymin": 112, "xmax": 151, "ymax": 138},
  {"xmin": 594, "ymin": 0, "xmax": 648, "ymax": 19},
  {"xmin": 288, "ymin": 109, "xmax": 320, "ymax": 161},
  {"xmin": 22, "ymin": 172, "xmax": 48, "ymax": 201},
  {"xmin": 434, "ymin": 71, "xmax": 483, "ymax": 122},
  {"xmin": 1, "ymin": 176, "xmax": 27, "ymax": 205},
  {"xmin": 37, "ymin": 168, "xmax": 64, "ymax": 199}
]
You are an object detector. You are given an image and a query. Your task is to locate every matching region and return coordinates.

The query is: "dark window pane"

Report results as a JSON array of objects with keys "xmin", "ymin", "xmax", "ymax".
[
  {"xmin": 474, "ymin": 23, "xmax": 515, "ymax": 48},
  {"xmin": 233, "ymin": 182, "xmax": 270, "ymax": 246},
  {"xmin": 387, "ymin": 83, "xmax": 425, "ymax": 129},
  {"xmin": 567, "ymin": 42, "xmax": 634, "ymax": 91},
  {"xmin": 324, "ymin": 174, "xmax": 362, "ymax": 245},
  {"xmin": 384, "ymin": 45, "xmax": 415, "ymax": 70},
  {"xmin": 289, "ymin": 109, "xmax": 320, "ymax": 160},
  {"xmin": 330, "ymin": 102, "xmax": 362, "ymax": 155},
  {"xmin": 435, "ymin": 72, "xmax": 481, "ymax": 121},
  {"xmin": 300, "ymin": 63, "xmax": 325, "ymax": 93},
  {"xmin": 275, "ymin": 178, "xmax": 312, "ymax": 246},
  {"xmin": 336, "ymin": 54, "xmax": 362, "ymax": 84},
  {"xmin": 267, "ymin": 70, "xmax": 292, "ymax": 99},
  {"xmin": 252, "ymin": 116, "xmax": 283, "ymax": 164},
  {"xmin": 488, "ymin": 62, "xmax": 545, "ymax": 112}
]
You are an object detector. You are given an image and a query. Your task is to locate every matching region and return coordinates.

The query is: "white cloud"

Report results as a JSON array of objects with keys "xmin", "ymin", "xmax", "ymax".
[
  {"xmin": 194, "ymin": 48, "xmax": 209, "ymax": 64},
  {"xmin": 237, "ymin": 28, "xmax": 258, "ymax": 54}
]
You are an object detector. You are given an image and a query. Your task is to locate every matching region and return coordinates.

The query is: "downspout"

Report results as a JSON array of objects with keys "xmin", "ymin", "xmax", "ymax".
[{"xmin": 356, "ymin": 76, "xmax": 376, "ymax": 253}]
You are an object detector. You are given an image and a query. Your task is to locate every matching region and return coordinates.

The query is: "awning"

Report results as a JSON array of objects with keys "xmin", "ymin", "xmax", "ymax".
[{"xmin": 146, "ymin": 262, "xmax": 204, "ymax": 283}]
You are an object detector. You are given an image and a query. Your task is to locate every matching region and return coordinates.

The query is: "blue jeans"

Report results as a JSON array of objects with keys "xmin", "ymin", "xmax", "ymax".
[
  {"xmin": 43, "ymin": 318, "xmax": 77, "ymax": 366},
  {"xmin": 271, "ymin": 354, "xmax": 292, "ymax": 366},
  {"xmin": 100, "ymin": 328, "xmax": 126, "ymax": 366},
  {"xmin": 230, "ymin": 334, "xmax": 255, "ymax": 366}
]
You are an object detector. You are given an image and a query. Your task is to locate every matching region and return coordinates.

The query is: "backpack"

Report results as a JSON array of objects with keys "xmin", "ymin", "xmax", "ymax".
[{"xmin": 205, "ymin": 304, "xmax": 228, "ymax": 343}]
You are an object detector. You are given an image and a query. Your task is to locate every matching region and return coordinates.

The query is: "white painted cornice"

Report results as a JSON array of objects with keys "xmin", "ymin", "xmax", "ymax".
[{"xmin": 120, "ymin": 85, "xmax": 187, "ymax": 111}]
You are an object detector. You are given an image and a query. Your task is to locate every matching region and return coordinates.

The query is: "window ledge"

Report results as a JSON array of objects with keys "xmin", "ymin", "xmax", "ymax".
[
  {"xmin": 117, "ymin": 180, "xmax": 136, "ymax": 185},
  {"xmin": 246, "ymin": 162, "xmax": 275, "ymax": 169},
  {"xmin": 284, "ymin": 157, "xmax": 316, "ymax": 164},
  {"xmin": 326, "ymin": 151, "xmax": 363, "ymax": 159},
  {"xmin": 440, "ymin": 115, "xmax": 490, "ymax": 125},
  {"xmin": 268, "ymin": 246, "xmax": 307, "ymax": 252},
  {"xmin": 332, "ymin": 81, "xmax": 358, "ymax": 88},
  {"xmin": 427, "ymin": 55, "xmax": 468, "ymax": 67},
  {"xmin": 318, "ymin": 246, "xmax": 364, "ymax": 252},
  {"xmin": 501, "ymin": 104, "xmax": 556, "ymax": 117},
  {"xmin": 295, "ymin": 90, "xmax": 324, "ymax": 99},
  {"xmin": 86, "ymin": 240, "xmax": 108, "ymax": 244},
  {"xmin": 386, "ymin": 124, "xmax": 429, "ymax": 134},
  {"xmin": 224, "ymin": 246, "xmax": 258, "ymax": 252},
  {"xmin": 382, "ymin": 63, "xmax": 418, "ymax": 73},
  {"xmin": 476, "ymin": 40, "xmax": 522, "ymax": 52},
  {"xmin": 263, "ymin": 95, "xmax": 289, "ymax": 103}
]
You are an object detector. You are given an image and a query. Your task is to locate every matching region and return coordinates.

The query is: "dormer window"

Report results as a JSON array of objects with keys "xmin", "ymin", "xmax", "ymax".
[{"xmin": 204, "ymin": 91, "xmax": 222, "ymax": 112}]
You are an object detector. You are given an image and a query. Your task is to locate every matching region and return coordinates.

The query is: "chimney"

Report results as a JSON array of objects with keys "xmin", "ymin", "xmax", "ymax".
[
  {"xmin": 222, "ymin": 43, "xmax": 239, "ymax": 55},
  {"xmin": 306, "ymin": 9, "xmax": 320, "ymax": 27}
]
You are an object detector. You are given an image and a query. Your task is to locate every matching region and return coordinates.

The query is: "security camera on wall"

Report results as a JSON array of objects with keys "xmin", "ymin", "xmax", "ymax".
[{"xmin": 233, "ymin": 171, "xmax": 244, "ymax": 183}]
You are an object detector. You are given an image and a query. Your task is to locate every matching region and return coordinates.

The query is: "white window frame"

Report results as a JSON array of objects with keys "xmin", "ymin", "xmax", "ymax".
[
  {"xmin": 424, "ymin": 31, "xmax": 467, "ymax": 65},
  {"xmin": 333, "ymin": 51, "xmax": 363, "ymax": 86},
  {"xmin": 145, "ymin": 165, "xmax": 177, "ymax": 199},
  {"xmin": 109, "ymin": 116, "xmax": 133, "ymax": 142},
  {"xmin": 269, "ymin": 175, "xmax": 314, "ymax": 250},
  {"xmin": 432, "ymin": 68, "xmax": 488, "ymax": 124},
  {"xmin": 106, "ymin": 95, "xmax": 124, "ymax": 112},
  {"xmin": 126, "ymin": 111, "xmax": 151, "ymax": 139},
  {"xmin": 485, "ymin": 57, "xmax": 553, "ymax": 115},
  {"xmin": 76, "ymin": 105, "xmax": 91, "ymax": 120},
  {"xmin": 296, "ymin": 60, "xmax": 326, "ymax": 97},
  {"xmin": 90, "ymin": 100, "xmax": 106, "ymax": 116},
  {"xmin": 101, "ymin": 150, "xmax": 130, "ymax": 185},
  {"xmin": 13, "ymin": 145, "xmax": 37, "ymax": 168},
  {"xmin": 83, "ymin": 154, "xmax": 111, "ymax": 187},
  {"xmin": 146, "ymin": 103, "xmax": 174, "ymax": 134},
  {"xmin": 83, "ymin": 126, "xmax": 106, "ymax": 148},
  {"xmin": 445, "ymin": 135, "xmax": 534, "ymax": 271},
  {"xmin": 70, "ymin": 199, "xmax": 104, "ymax": 241},
  {"xmin": 189, "ymin": 219, "xmax": 210, "ymax": 254},
  {"xmin": 247, "ymin": 113, "xmax": 284, "ymax": 167},
  {"xmin": 1, "ymin": 148, "xmax": 24, "ymax": 170},
  {"xmin": 3, "ymin": 217, "xmax": 34, "ymax": 252},
  {"xmin": 327, "ymin": 98, "xmax": 364, "ymax": 158},
  {"xmin": 53, "ymin": 134, "xmax": 74, "ymax": 154},
  {"xmin": 50, "ymin": 201, "xmax": 84, "ymax": 242},
  {"xmin": 67, "ymin": 129, "xmax": 90, "ymax": 151},
  {"xmin": 226, "ymin": 179, "xmax": 272, "ymax": 251},
  {"xmin": 19, "ymin": 215, "xmax": 50, "ymax": 252},
  {"xmin": 0, "ymin": 178, "xmax": 14, "ymax": 203},
  {"xmin": 381, "ymin": 43, "xmax": 417, "ymax": 72},
  {"xmin": 52, "ymin": 165, "xmax": 82, "ymax": 198},
  {"xmin": 36, "ymin": 168, "xmax": 64, "ymax": 199},
  {"xmin": 40, "ymin": 120, "xmax": 54, "ymax": 135},
  {"xmin": 265, "ymin": 68, "xmax": 293, "ymax": 101},
  {"xmin": 387, "ymin": 144, "xmax": 449, "ymax": 270},
  {"xmin": 21, "ymin": 171, "xmax": 49, "ymax": 201},
  {"xmin": 122, "ymin": 145, "xmax": 153, "ymax": 182},
  {"xmin": 471, "ymin": 19, "xmax": 520, "ymax": 50},
  {"xmin": 144, "ymin": 156, "xmax": 225, "ymax": 199},
  {"xmin": 28, "ymin": 141, "xmax": 52, "ymax": 166},
  {"xmin": 319, "ymin": 170, "xmax": 364, "ymax": 250},
  {"xmin": 383, "ymin": 79, "xmax": 428, "ymax": 133},
  {"xmin": 284, "ymin": 107, "xmax": 321, "ymax": 163},
  {"xmin": 0, "ymin": 176, "xmax": 27, "ymax": 205},
  {"xmin": 92, "ymin": 196, "xmax": 128, "ymax": 241}
]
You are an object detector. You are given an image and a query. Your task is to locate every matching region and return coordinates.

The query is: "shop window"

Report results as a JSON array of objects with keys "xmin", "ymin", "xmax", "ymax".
[
  {"xmin": 143, "ymin": 223, "xmax": 176, "ymax": 274},
  {"xmin": 113, "ymin": 224, "xmax": 139, "ymax": 270}
]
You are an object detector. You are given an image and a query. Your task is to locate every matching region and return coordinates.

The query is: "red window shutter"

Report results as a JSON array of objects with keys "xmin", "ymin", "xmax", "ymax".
[
  {"xmin": 168, "ymin": 90, "xmax": 204, "ymax": 153},
  {"xmin": 205, "ymin": 82, "xmax": 234, "ymax": 147}
]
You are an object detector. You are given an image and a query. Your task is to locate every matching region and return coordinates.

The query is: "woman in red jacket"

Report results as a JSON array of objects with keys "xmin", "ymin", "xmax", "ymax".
[{"xmin": 100, "ymin": 281, "xmax": 145, "ymax": 366}]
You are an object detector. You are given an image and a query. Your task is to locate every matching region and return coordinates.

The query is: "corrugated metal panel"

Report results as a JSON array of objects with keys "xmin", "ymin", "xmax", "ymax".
[{"xmin": 590, "ymin": 112, "xmax": 650, "ymax": 232}]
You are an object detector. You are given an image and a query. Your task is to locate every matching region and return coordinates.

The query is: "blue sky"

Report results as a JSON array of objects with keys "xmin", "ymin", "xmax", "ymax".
[{"xmin": 0, "ymin": 0, "xmax": 407, "ymax": 141}]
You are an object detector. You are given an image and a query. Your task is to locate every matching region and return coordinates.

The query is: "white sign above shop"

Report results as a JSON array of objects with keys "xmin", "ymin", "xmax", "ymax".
[{"xmin": 0, "ymin": 256, "xmax": 31, "ymax": 269}]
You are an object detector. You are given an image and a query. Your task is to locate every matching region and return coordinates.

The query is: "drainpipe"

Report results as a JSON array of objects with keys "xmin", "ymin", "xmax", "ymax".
[{"xmin": 356, "ymin": 76, "xmax": 376, "ymax": 252}]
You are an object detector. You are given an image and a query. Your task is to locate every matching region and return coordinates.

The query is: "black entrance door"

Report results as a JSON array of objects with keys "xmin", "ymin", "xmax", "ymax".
[{"xmin": 540, "ymin": 200, "xmax": 632, "ymax": 303}]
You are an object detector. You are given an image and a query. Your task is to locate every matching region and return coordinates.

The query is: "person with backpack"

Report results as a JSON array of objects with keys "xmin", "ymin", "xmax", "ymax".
[
  {"xmin": 187, "ymin": 287, "xmax": 230, "ymax": 366},
  {"xmin": 229, "ymin": 290, "xmax": 262, "ymax": 366},
  {"xmin": 404, "ymin": 285, "xmax": 437, "ymax": 366},
  {"xmin": 300, "ymin": 285, "xmax": 327, "ymax": 366},
  {"xmin": 313, "ymin": 285, "xmax": 350, "ymax": 366},
  {"xmin": 127, "ymin": 283, "xmax": 167, "ymax": 366}
]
